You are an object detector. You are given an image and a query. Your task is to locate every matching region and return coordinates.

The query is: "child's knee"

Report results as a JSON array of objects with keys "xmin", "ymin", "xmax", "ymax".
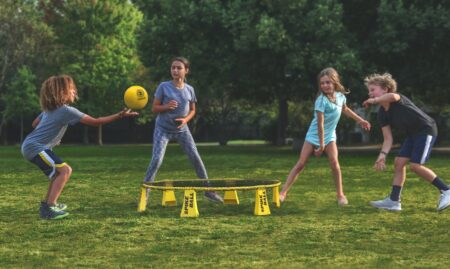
[
  {"xmin": 294, "ymin": 162, "xmax": 306, "ymax": 172},
  {"xmin": 409, "ymin": 163, "xmax": 421, "ymax": 173},
  {"xmin": 328, "ymin": 159, "xmax": 340, "ymax": 170},
  {"xmin": 58, "ymin": 164, "xmax": 72, "ymax": 176}
]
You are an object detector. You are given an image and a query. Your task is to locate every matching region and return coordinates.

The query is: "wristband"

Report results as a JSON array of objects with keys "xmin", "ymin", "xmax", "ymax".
[{"xmin": 380, "ymin": 151, "xmax": 388, "ymax": 155}]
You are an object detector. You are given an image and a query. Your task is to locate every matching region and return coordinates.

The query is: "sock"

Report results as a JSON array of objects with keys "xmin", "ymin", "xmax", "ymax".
[
  {"xmin": 431, "ymin": 177, "xmax": 449, "ymax": 191},
  {"xmin": 390, "ymin": 185, "xmax": 402, "ymax": 201}
]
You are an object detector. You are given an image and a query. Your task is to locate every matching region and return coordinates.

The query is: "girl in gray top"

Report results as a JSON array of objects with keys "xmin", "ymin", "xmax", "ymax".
[
  {"xmin": 142, "ymin": 57, "xmax": 223, "ymax": 203},
  {"xmin": 22, "ymin": 75, "xmax": 137, "ymax": 219}
]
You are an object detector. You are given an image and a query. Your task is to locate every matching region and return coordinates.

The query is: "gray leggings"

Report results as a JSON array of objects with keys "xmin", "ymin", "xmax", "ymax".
[{"xmin": 143, "ymin": 128, "xmax": 208, "ymax": 183}]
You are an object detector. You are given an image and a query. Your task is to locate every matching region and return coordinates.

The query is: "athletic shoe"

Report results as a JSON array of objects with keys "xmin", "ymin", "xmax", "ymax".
[
  {"xmin": 337, "ymin": 195, "xmax": 348, "ymax": 206},
  {"xmin": 370, "ymin": 197, "xmax": 401, "ymax": 211},
  {"xmin": 204, "ymin": 191, "xmax": 223, "ymax": 203},
  {"xmin": 41, "ymin": 201, "xmax": 67, "ymax": 211},
  {"xmin": 437, "ymin": 190, "xmax": 450, "ymax": 211},
  {"xmin": 39, "ymin": 203, "xmax": 69, "ymax": 220}
]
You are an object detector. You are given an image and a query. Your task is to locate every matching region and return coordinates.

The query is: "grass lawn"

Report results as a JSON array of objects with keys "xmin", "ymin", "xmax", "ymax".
[{"xmin": 1, "ymin": 144, "xmax": 449, "ymax": 268}]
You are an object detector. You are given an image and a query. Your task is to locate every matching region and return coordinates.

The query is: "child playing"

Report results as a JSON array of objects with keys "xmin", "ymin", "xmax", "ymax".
[
  {"xmin": 142, "ymin": 57, "xmax": 222, "ymax": 203},
  {"xmin": 21, "ymin": 75, "xmax": 138, "ymax": 220},
  {"xmin": 280, "ymin": 67, "xmax": 371, "ymax": 205},
  {"xmin": 363, "ymin": 73, "xmax": 450, "ymax": 211}
]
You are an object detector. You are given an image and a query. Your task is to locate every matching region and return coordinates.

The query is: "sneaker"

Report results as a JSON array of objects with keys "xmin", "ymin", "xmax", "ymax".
[
  {"xmin": 370, "ymin": 197, "xmax": 401, "ymax": 211},
  {"xmin": 437, "ymin": 190, "xmax": 450, "ymax": 211},
  {"xmin": 40, "ymin": 203, "xmax": 69, "ymax": 220},
  {"xmin": 204, "ymin": 191, "xmax": 223, "ymax": 203},
  {"xmin": 337, "ymin": 195, "xmax": 348, "ymax": 206},
  {"xmin": 41, "ymin": 201, "xmax": 67, "ymax": 211}
]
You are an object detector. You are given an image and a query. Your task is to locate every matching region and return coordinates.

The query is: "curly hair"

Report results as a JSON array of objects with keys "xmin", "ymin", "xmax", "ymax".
[
  {"xmin": 40, "ymin": 75, "xmax": 78, "ymax": 111},
  {"xmin": 364, "ymin": 73, "xmax": 397, "ymax": 93}
]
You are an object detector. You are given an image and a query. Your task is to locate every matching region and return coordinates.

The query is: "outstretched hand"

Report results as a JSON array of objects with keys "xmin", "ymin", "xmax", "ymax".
[
  {"xmin": 362, "ymin": 98, "xmax": 376, "ymax": 108},
  {"xmin": 119, "ymin": 108, "xmax": 139, "ymax": 118}
]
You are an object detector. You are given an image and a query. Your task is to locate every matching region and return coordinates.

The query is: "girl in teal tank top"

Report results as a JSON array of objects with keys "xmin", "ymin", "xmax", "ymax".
[{"xmin": 279, "ymin": 68, "xmax": 371, "ymax": 205}]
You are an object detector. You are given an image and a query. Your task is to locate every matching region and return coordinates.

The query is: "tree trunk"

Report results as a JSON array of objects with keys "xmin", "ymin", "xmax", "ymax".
[
  {"xmin": 276, "ymin": 96, "xmax": 288, "ymax": 146},
  {"xmin": 0, "ymin": 113, "xmax": 7, "ymax": 145},
  {"xmin": 83, "ymin": 125, "xmax": 89, "ymax": 144},
  {"xmin": 2, "ymin": 123, "xmax": 7, "ymax": 145},
  {"xmin": 20, "ymin": 113, "xmax": 24, "ymax": 143},
  {"xmin": 97, "ymin": 125, "xmax": 103, "ymax": 146}
]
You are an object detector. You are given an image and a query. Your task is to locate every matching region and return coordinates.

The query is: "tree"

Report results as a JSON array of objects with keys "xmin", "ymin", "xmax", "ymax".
[
  {"xmin": 224, "ymin": 0, "xmax": 362, "ymax": 144},
  {"xmin": 0, "ymin": 0, "xmax": 53, "ymax": 143},
  {"xmin": 2, "ymin": 66, "xmax": 40, "ymax": 142},
  {"xmin": 135, "ymin": 0, "xmax": 238, "ymax": 144},
  {"xmin": 369, "ymin": 0, "xmax": 450, "ymax": 108},
  {"xmin": 41, "ymin": 0, "xmax": 143, "ymax": 144}
]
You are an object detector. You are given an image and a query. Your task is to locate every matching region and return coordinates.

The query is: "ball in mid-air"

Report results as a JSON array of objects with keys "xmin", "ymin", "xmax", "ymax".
[{"xmin": 124, "ymin": 85, "xmax": 148, "ymax": 109}]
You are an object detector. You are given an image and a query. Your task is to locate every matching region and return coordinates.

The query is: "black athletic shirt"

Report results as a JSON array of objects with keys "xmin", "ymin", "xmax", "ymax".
[{"xmin": 377, "ymin": 94, "xmax": 437, "ymax": 136}]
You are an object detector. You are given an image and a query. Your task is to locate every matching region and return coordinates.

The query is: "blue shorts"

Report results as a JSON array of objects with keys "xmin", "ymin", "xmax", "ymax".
[
  {"xmin": 398, "ymin": 134, "xmax": 436, "ymax": 164},
  {"xmin": 30, "ymin": 149, "xmax": 67, "ymax": 179}
]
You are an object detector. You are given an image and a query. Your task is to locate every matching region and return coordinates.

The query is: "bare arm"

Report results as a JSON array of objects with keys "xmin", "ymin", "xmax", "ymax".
[
  {"xmin": 342, "ymin": 105, "xmax": 371, "ymax": 131},
  {"xmin": 374, "ymin": 125, "xmax": 393, "ymax": 171},
  {"xmin": 31, "ymin": 116, "xmax": 41, "ymax": 128},
  {"xmin": 363, "ymin": 93, "xmax": 400, "ymax": 108},
  {"xmin": 314, "ymin": 111, "xmax": 325, "ymax": 157},
  {"xmin": 80, "ymin": 109, "xmax": 138, "ymax": 127},
  {"xmin": 151, "ymin": 98, "xmax": 177, "ymax": 113}
]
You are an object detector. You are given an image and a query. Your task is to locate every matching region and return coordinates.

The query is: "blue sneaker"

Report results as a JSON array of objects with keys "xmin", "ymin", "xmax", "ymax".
[
  {"xmin": 204, "ymin": 191, "xmax": 223, "ymax": 203},
  {"xmin": 39, "ymin": 202, "xmax": 69, "ymax": 220}
]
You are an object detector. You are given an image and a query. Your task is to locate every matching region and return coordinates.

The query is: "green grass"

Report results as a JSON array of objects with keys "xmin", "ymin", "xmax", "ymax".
[{"xmin": 1, "ymin": 144, "xmax": 449, "ymax": 268}]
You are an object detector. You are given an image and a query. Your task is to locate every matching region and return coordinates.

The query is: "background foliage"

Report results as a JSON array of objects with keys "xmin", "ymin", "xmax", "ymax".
[{"xmin": 0, "ymin": 0, "xmax": 449, "ymax": 145}]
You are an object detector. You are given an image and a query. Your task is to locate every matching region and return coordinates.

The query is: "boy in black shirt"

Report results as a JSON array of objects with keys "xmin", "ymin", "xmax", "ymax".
[{"xmin": 363, "ymin": 73, "xmax": 449, "ymax": 211}]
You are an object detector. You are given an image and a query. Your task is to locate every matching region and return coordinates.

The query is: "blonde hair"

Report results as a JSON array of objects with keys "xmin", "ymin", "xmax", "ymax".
[
  {"xmin": 40, "ymin": 75, "xmax": 78, "ymax": 111},
  {"xmin": 317, "ymin": 67, "xmax": 349, "ymax": 97},
  {"xmin": 364, "ymin": 73, "xmax": 397, "ymax": 93}
]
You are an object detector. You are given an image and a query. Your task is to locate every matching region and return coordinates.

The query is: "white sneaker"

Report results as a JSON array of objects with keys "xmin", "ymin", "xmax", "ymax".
[
  {"xmin": 437, "ymin": 190, "xmax": 450, "ymax": 211},
  {"xmin": 370, "ymin": 197, "xmax": 401, "ymax": 211}
]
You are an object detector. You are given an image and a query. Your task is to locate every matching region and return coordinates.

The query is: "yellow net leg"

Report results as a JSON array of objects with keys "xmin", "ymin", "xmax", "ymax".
[
  {"xmin": 254, "ymin": 188, "xmax": 271, "ymax": 216},
  {"xmin": 272, "ymin": 186, "xmax": 280, "ymax": 208},
  {"xmin": 223, "ymin": 190, "xmax": 239, "ymax": 205},
  {"xmin": 162, "ymin": 190, "xmax": 177, "ymax": 206},
  {"xmin": 137, "ymin": 185, "xmax": 147, "ymax": 212},
  {"xmin": 180, "ymin": 190, "xmax": 199, "ymax": 217}
]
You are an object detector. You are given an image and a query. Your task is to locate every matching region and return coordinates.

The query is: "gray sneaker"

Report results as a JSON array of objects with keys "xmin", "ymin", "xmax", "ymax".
[
  {"xmin": 370, "ymin": 197, "xmax": 401, "ymax": 211},
  {"xmin": 437, "ymin": 190, "xmax": 450, "ymax": 211},
  {"xmin": 204, "ymin": 191, "xmax": 223, "ymax": 203}
]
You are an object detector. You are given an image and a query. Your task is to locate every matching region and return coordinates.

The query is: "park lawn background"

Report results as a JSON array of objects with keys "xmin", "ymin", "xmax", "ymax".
[{"xmin": 1, "ymin": 144, "xmax": 449, "ymax": 268}]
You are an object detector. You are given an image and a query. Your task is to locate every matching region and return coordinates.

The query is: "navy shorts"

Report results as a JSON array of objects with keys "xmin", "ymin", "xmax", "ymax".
[
  {"xmin": 30, "ymin": 149, "xmax": 67, "ymax": 179},
  {"xmin": 398, "ymin": 134, "xmax": 436, "ymax": 164}
]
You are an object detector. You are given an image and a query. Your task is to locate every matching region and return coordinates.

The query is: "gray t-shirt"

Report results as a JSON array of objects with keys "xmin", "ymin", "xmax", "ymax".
[
  {"xmin": 21, "ymin": 105, "xmax": 85, "ymax": 160},
  {"xmin": 154, "ymin": 81, "xmax": 197, "ymax": 133}
]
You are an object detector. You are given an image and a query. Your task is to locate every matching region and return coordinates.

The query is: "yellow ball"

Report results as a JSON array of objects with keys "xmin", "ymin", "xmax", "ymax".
[{"xmin": 124, "ymin": 85, "xmax": 148, "ymax": 109}]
